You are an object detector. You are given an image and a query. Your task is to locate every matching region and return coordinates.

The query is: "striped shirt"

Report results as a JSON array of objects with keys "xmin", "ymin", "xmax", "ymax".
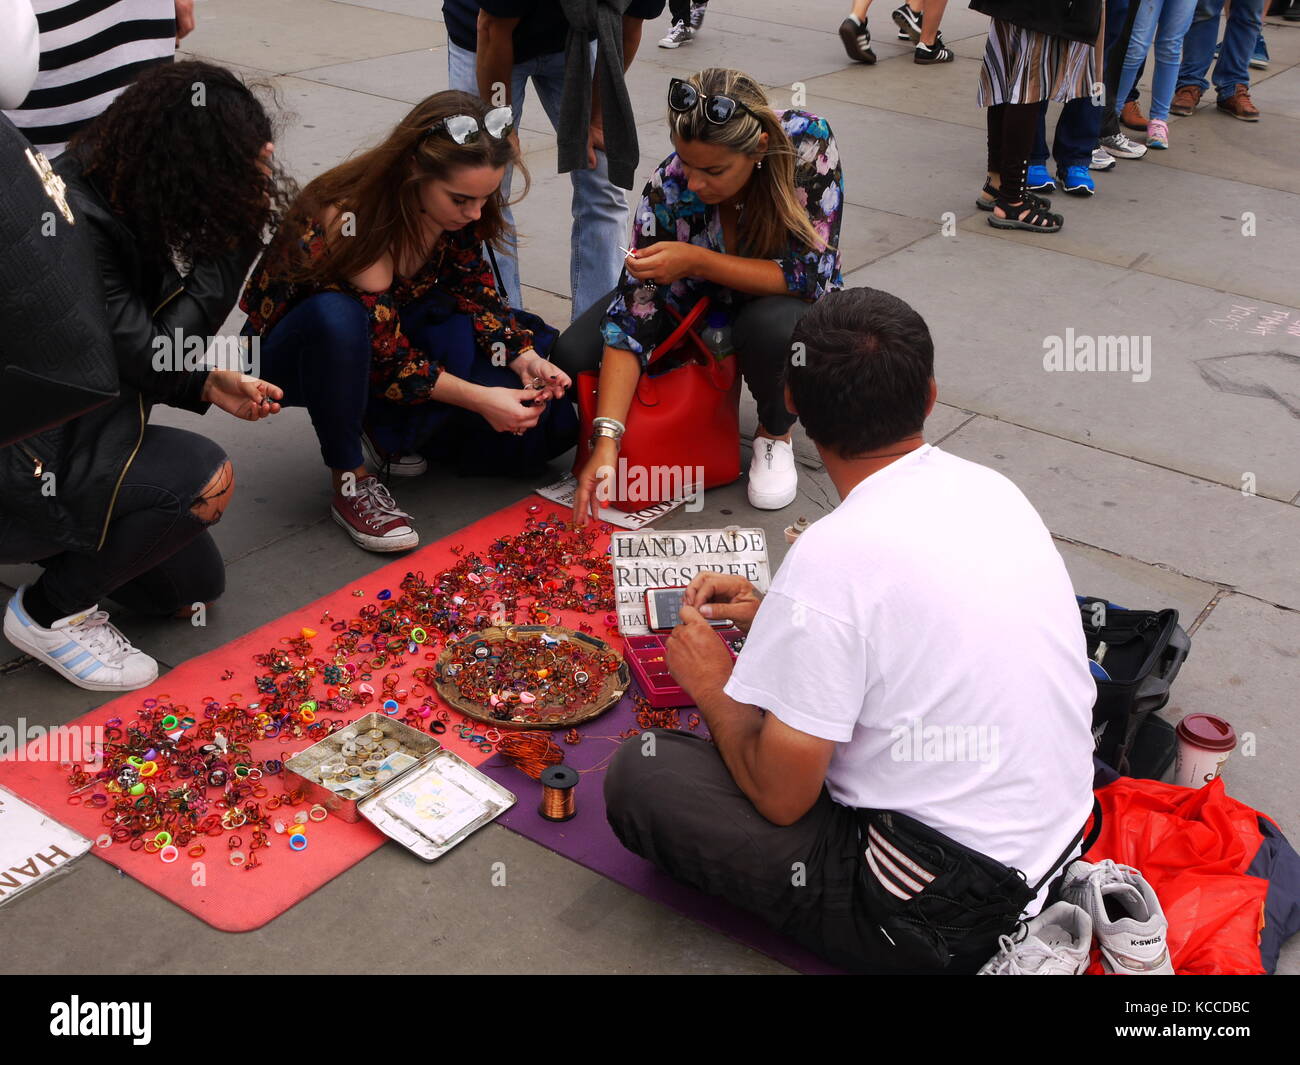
[{"xmin": 2, "ymin": 0, "xmax": 177, "ymax": 158}]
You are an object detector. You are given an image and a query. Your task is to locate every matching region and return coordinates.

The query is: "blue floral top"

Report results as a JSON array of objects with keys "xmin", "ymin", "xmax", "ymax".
[{"xmin": 600, "ymin": 110, "xmax": 843, "ymax": 365}]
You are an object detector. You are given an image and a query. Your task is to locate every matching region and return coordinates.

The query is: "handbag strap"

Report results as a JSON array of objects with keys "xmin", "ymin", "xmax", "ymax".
[{"xmin": 1032, "ymin": 796, "xmax": 1103, "ymax": 893}]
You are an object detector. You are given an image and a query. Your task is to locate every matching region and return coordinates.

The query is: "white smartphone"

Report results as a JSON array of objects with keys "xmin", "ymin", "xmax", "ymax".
[{"xmin": 645, "ymin": 586, "xmax": 730, "ymax": 632}]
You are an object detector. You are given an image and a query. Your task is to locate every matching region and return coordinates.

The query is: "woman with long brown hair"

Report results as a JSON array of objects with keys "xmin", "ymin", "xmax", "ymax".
[
  {"xmin": 240, "ymin": 90, "xmax": 575, "ymax": 553},
  {"xmin": 552, "ymin": 68, "xmax": 843, "ymax": 522}
]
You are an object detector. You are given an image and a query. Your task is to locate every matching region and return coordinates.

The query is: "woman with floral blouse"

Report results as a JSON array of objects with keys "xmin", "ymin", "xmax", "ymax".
[
  {"xmin": 240, "ymin": 91, "xmax": 575, "ymax": 553},
  {"xmin": 553, "ymin": 68, "xmax": 844, "ymax": 522}
]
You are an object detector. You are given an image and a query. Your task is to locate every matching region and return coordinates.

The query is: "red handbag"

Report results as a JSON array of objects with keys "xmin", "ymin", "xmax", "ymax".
[{"xmin": 574, "ymin": 298, "xmax": 741, "ymax": 511}]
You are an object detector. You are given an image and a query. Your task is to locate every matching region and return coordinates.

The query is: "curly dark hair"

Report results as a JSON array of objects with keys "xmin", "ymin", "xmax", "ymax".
[{"xmin": 68, "ymin": 60, "xmax": 296, "ymax": 271}]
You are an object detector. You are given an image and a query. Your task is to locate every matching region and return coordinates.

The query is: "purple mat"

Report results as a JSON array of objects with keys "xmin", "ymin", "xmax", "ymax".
[{"xmin": 478, "ymin": 688, "xmax": 842, "ymax": 975}]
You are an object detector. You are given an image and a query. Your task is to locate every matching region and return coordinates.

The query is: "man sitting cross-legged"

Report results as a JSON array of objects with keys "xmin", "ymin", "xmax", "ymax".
[{"xmin": 604, "ymin": 287, "xmax": 1097, "ymax": 974}]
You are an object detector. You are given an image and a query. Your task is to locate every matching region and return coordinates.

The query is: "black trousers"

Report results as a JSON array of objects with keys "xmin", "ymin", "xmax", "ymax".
[
  {"xmin": 604, "ymin": 729, "xmax": 974, "ymax": 974},
  {"xmin": 551, "ymin": 288, "xmax": 808, "ymax": 437},
  {"xmin": 0, "ymin": 425, "xmax": 227, "ymax": 618}
]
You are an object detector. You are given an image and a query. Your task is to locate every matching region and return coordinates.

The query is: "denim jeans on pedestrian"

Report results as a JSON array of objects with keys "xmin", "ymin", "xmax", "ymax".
[
  {"xmin": 447, "ymin": 40, "xmax": 629, "ymax": 321},
  {"xmin": 1032, "ymin": 97, "xmax": 1097, "ymax": 170},
  {"xmin": 1116, "ymin": 0, "xmax": 1200, "ymax": 122},
  {"xmin": 1098, "ymin": 0, "xmax": 1145, "ymax": 143},
  {"xmin": 1177, "ymin": 0, "xmax": 1266, "ymax": 99}
]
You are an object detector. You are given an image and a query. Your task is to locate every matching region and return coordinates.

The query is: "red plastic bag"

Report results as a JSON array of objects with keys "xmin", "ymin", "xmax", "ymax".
[{"xmin": 1084, "ymin": 776, "xmax": 1269, "ymax": 975}]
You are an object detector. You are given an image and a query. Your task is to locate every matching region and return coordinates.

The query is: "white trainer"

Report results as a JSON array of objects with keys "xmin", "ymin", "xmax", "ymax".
[
  {"xmin": 747, "ymin": 438, "xmax": 798, "ymax": 510},
  {"xmin": 1060, "ymin": 858, "xmax": 1175, "ymax": 974},
  {"xmin": 361, "ymin": 432, "xmax": 428, "ymax": 478},
  {"xmin": 4, "ymin": 586, "xmax": 159, "ymax": 692},
  {"xmin": 978, "ymin": 901, "xmax": 1093, "ymax": 975},
  {"xmin": 658, "ymin": 21, "xmax": 693, "ymax": 48}
]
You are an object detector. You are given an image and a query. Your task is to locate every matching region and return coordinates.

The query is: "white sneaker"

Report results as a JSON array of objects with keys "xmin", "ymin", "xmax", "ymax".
[
  {"xmin": 4, "ymin": 586, "xmax": 159, "ymax": 692},
  {"xmin": 1060, "ymin": 859, "xmax": 1175, "ymax": 974},
  {"xmin": 658, "ymin": 21, "xmax": 693, "ymax": 47},
  {"xmin": 978, "ymin": 901, "xmax": 1093, "ymax": 975},
  {"xmin": 747, "ymin": 438, "xmax": 798, "ymax": 510},
  {"xmin": 1089, "ymin": 147, "xmax": 1117, "ymax": 171},
  {"xmin": 361, "ymin": 432, "xmax": 428, "ymax": 478},
  {"xmin": 1101, "ymin": 132, "xmax": 1147, "ymax": 159}
]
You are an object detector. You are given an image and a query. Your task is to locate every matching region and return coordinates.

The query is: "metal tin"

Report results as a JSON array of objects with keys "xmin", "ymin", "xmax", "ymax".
[
  {"xmin": 358, "ymin": 750, "xmax": 516, "ymax": 861},
  {"xmin": 283, "ymin": 713, "xmax": 437, "ymax": 823},
  {"xmin": 283, "ymin": 713, "xmax": 516, "ymax": 859}
]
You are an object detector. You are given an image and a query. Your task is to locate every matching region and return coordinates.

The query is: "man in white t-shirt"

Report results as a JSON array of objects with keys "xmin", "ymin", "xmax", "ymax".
[{"xmin": 604, "ymin": 286, "xmax": 1097, "ymax": 973}]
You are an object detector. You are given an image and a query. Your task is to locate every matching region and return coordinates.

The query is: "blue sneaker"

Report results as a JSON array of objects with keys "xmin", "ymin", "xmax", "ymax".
[
  {"xmin": 1026, "ymin": 165, "xmax": 1055, "ymax": 194},
  {"xmin": 1058, "ymin": 165, "xmax": 1095, "ymax": 196},
  {"xmin": 1250, "ymin": 36, "xmax": 1269, "ymax": 70}
]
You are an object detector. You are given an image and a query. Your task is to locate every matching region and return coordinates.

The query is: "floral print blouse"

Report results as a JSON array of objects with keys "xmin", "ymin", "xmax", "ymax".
[
  {"xmin": 601, "ymin": 110, "xmax": 844, "ymax": 365},
  {"xmin": 240, "ymin": 221, "xmax": 532, "ymax": 405}
]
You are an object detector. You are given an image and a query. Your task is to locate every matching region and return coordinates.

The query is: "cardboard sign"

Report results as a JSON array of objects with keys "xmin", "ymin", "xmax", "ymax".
[
  {"xmin": 0, "ymin": 786, "xmax": 90, "ymax": 907},
  {"xmin": 611, "ymin": 527, "xmax": 772, "ymax": 635}
]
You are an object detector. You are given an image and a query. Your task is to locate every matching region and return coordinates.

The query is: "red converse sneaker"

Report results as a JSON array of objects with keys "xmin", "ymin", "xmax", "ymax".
[{"xmin": 331, "ymin": 475, "xmax": 419, "ymax": 552}]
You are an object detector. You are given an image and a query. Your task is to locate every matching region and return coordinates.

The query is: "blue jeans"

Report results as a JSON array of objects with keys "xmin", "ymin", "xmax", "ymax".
[
  {"xmin": 1116, "ymin": 0, "xmax": 1199, "ymax": 122},
  {"xmin": 1177, "ymin": 0, "xmax": 1266, "ymax": 98},
  {"xmin": 447, "ymin": 41, "xmax": 628, "ymax": 322},
  {"xmin": 253, "ymin": 292, "xmax": 576, "ymax": 474},
  {"xmin": 1032, "ymin": 97, "xmax": 1097, "ymax": 170}
]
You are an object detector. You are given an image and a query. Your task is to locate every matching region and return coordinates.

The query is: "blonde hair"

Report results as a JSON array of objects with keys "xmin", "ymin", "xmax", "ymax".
[{"xmin": 667, "ymin": 68, "xmax": 827, "ymax": 259}]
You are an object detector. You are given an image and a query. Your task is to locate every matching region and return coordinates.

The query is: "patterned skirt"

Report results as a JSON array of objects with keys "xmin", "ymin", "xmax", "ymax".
[{"xmin": 977, "ymin": 18, "xmax": 1097, "ymax": 107}]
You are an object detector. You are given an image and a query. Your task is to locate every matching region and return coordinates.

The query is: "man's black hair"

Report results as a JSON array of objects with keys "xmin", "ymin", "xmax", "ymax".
[{"xmin": 787, "ymin": 287, "xmax": 934, "ymax": 457}]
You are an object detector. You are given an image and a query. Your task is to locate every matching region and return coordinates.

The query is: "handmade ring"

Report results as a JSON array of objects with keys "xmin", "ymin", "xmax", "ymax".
[
  {"xmin": 160, "ymin": 845, "xmax": 180, "ymax": 864},
  {"xmin": 289, "ymin": 835, "xmax": 308, "ymax": 851},
  {"xmin": 309, "ymin": 805, "xmax": 328, "ymax": 822},
  {"xmin": 229, "ymin": 850, "xmax": 247, "ymax": 866}
]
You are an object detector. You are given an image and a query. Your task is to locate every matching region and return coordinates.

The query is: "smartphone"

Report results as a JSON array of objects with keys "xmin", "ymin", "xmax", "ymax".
[{"xmin": 645, "ymin": 586, "xmax": 730, "ymax": 632}]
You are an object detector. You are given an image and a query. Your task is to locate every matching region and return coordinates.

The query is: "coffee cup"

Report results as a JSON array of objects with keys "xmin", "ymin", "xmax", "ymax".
[{"xmin": 1173, "ymin": 713, "xmax": 1237, "ymax": 788}]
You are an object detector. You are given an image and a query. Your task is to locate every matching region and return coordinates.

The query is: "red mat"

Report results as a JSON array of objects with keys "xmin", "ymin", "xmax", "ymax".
[{"xmin": 0, "ymin": 497, "xmax": 608, "ymax": 932}]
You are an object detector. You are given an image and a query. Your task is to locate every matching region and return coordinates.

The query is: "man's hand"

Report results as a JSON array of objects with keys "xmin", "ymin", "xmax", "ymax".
[
  {"xmin": 666, "ymin": 604, "xmax": 734, "ymax": 704},
  {"xmin": 625, "ymin": 242, "xmax": 702, "ymax": 286},
  {"xmin": 587, "ymin": 123, "xmax": 605, "ymax": 169},
  {"xmin": 202, "ymin": 371, "xmax": 282, "ymax": 421},
  {"xmin": 683, "ymin": 571, "xmax": 762, "ymax": 634}
]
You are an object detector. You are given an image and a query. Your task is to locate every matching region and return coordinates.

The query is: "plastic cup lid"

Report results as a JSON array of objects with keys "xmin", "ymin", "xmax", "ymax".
[{"xmin": 1175, "ymin": 713, "xmax": 1237, "ymax": 752}]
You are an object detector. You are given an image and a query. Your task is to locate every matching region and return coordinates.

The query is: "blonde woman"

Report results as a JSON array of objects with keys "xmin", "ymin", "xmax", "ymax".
[{"xmin": 553, "ymin": 68, "xmax": 843, "ymax": 521}]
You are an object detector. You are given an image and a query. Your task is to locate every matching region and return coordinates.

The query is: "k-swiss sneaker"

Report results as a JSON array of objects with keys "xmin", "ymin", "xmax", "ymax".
[
  {"xmin": 1060, "ymin": 859, "xmax": 1175, "ymax": 974},
  {"xmin": 978, "ymin": 901, "xmax": 1093, "ymax": 975}
]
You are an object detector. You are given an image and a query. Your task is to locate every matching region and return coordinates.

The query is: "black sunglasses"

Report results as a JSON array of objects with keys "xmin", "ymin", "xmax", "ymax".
[
  {"xmin": 428, "ymin": 106, "xmax": 515, "ymax": 145},
  {"xmin": 667, "ymin": 78, "xmax": 758, "ymax": 125}
]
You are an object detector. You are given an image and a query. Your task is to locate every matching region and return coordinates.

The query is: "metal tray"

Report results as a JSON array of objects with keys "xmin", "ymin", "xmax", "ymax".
[{"xmin": 357, "ymin": 750, "xmax": 516, "ymax": 862}]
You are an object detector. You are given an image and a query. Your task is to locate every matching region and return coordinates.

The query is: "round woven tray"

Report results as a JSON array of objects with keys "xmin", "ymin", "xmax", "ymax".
[{"xmin": 432, "ymin": 624, "xmax": 629, "ymax": 731}]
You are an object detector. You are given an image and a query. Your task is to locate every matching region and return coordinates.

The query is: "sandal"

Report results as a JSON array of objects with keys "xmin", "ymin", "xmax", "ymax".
[
  {"xmin": 987, "ymin": 191, "xmax": 1063, "ymax": 233},
  {"xmin": 976, "ymin": 181, "xmax": 1049, "ymax": 213}
]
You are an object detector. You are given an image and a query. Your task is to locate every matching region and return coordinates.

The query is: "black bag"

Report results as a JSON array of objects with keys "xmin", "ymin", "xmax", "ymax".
[
  {"xmin": 0, "ymin": 117, "xmax": 118, "ymax": 447},
  {"xmin": 857, "ymin": 803, "xmax": 1098, "ymax": 972},
  {"xmin": 1077, "ymin": 596, "xmax": 1191, "ymax": 778}
]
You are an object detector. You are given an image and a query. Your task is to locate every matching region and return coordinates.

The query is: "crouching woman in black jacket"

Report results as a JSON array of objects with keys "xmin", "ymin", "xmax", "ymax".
[{"xmin": 0, "ymin": 62, "xmax": 292, "ymax": 693}]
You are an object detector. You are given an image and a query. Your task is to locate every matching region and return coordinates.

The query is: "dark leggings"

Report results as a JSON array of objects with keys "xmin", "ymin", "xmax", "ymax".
[
  {"xmin": 0, "ymin": 425, "xmax": 228, "ymax": 622},
  {"xmin": 986, "ymin": 102, "xmax": 1042, "ymax": 201},
  {"xmin": 551, "ymin": 288, "xmax": 808, "ymax": 437}
]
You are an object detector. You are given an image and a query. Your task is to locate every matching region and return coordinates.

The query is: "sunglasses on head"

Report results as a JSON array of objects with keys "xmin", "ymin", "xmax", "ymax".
[
  {"xmin": 428, "ymin": 106, "xmax": 515, "ymax": 145},
  {"xmin": 667, "ymin": 77, "xmax": 758, "ymax": 125}
]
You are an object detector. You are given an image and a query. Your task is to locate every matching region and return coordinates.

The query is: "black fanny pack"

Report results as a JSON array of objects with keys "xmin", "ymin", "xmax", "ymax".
[{"xmin": 856, "ymin": 800, "xmax": 1101, "ymax": 972}]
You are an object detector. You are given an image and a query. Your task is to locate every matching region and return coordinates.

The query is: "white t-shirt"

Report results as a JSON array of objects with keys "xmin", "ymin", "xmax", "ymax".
[{"xmin": 724, "ymin": 445, "xmax": 1096, "ymax": 912}]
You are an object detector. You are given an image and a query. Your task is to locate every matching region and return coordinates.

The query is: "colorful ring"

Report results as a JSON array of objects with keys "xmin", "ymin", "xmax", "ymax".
[
  {"xmin": 160, "ymin": 845, "xmax": 180, "ymax": 863},
  {"xmin": 289, "ymin": 835, "xmax": 308, "ymax": 851}
]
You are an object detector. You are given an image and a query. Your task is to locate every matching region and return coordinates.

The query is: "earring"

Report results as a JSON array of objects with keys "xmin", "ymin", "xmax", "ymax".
[{"xmin": 756, "ymin": 159, "xmax": 763, "ymax": 170}]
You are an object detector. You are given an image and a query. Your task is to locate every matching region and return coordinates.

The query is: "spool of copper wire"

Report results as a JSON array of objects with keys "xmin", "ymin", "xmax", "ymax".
[{"xmin": 538, "ymin": 764, "xmax": 577, "ymax": 822}]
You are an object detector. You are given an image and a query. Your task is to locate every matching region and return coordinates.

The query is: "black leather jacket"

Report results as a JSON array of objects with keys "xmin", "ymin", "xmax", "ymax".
[
  {"xmin": 0, "ymin": 151, "xmax": 258, "ymax": 552},
  {"xmin": 969, "ymin": 0, "xmax": 1103, "ymax": 45}
]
